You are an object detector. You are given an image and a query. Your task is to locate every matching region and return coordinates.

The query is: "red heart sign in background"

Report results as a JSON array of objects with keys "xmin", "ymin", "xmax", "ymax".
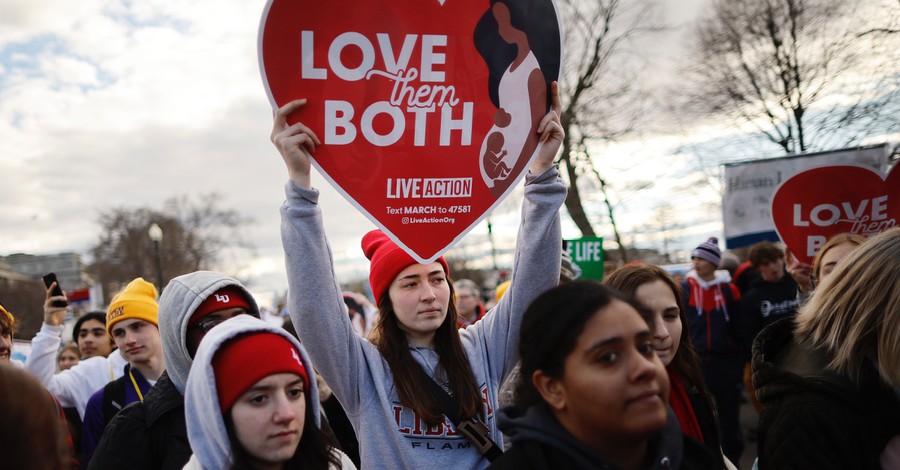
[
  {"xmin": 771, "ymin": 164, "xmax": 899, "ymax": 265},
  {"xmin": 259, "ymin": 0, "xmax": 562, "ymax": 262}
]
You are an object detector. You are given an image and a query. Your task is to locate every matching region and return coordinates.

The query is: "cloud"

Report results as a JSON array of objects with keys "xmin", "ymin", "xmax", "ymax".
[{"xmin": 0, "ymin": 0, "xmax": 381, "ymax": 299}]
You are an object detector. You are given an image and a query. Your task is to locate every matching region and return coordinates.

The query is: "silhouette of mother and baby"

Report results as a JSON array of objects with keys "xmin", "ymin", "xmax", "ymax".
[{"xmin": 474, "ymin": 0, "xmax": 561, "ymax": 197}]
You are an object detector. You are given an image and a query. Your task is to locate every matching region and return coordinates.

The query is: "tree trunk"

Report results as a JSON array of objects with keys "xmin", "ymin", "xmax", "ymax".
[{"xmin": 559, "ymin": 123, "xmax": 597, "ymax": 237}]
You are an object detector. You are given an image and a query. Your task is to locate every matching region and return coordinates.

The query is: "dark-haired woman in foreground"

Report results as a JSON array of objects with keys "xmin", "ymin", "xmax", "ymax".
[{"xmin": 491, "ymin": 281, "xmax": 719, "ymax": 469}]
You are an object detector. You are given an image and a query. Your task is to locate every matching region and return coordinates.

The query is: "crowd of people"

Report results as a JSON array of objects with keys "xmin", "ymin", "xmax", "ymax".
[{"xmin": 1, "ymin": 82, "xmax": 898, "ymax": 470}]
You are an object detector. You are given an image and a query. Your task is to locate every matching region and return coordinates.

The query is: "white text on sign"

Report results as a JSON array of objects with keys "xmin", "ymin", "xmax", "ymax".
[
  {"xmin": 571, "ymin": 241, "xmax": 603, "ymax": 262},
  {"xmin": 386, "ymin": 178, "xmax": 473, "ymax": 198},
  {"xmin": 792, "ymin": 195, "xmax": 896, "ymax": 257},
  {"xmin": 300, "ymin": 31, "xmax": 473, "ymax": 147}
]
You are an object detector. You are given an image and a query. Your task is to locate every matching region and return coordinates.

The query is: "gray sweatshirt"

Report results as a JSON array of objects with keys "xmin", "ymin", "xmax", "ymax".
[
  {"xmin": 159, "ymin": 271, "xmax": 260, "ymax": 394},
  {"xmin": 183, "ymin": 315, "xmax": 327, "ymax": 469},
  {"xmin": 280, "ymin": 168, "xmax": 565, "ymax": 469}
]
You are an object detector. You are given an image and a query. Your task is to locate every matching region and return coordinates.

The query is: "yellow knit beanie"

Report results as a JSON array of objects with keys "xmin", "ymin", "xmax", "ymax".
[
  {"xmin": 107, "ymin": 278, "xmax": 159, "ymax": 334},
  {"xmin": 495, "ymin": 280, "xmax": 511, "ymax": 302}
]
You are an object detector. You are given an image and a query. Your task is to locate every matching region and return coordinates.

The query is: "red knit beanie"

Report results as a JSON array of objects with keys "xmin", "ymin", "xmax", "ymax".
[
  {"xmin": 189, "ymin": 286, "xmax": 253, "ymax": 326},
  {"xmin": 212, "ymin": 333, "xmax": 309, "ymax": 412},
  {"xmin": 361, "ymin": 230, "xmax": 450, "ymax": 304}
]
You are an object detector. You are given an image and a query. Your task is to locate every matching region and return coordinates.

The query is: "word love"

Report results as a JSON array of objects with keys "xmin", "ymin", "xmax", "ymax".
[
  {"xmin": 301, "ymin": 31, "xmax": 473, "ymax": 148},
  {"xmin": 301, "ymin": 31, "xmax": 449, "ymax": 82},
  {"xmin": 773, "ymin": 164, "xmax": 900, "ymax": 264},
  {"xmin": 792, "ymin": 196, "xmax": 896, "ymax": 256}
]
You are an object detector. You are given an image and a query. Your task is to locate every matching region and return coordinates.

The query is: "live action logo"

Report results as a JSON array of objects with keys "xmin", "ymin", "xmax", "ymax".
[{"xmin": 386, "ymin": 178, "xmax": 473, "ymax": 198}]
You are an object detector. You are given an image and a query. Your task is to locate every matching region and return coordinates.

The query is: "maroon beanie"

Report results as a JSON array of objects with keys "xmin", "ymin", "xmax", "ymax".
[
  {"xmin": 189, "ymin": 286, "xmax": 253, "ymax": 326},
  {"xmin": 212, "ymin": 332, "xmax": 309, "ymax": 412},
  {"xmin": 361, "ymin": 230, "xmax": 450, "ymax": 304}
]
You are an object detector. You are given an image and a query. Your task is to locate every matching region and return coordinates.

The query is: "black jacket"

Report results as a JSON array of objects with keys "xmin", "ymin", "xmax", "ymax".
[
  {"xmin": 752, "ymin": 318, "xmax": 900, "ymax": 470},
  {"xmin": 490, "ymin": 404, "xmax": 720, "ymax": 470},
  {"xmin": 88, "ymin": 372, "xmax": 190, "ymax": 470},
  {"xmin": 739, "ymin": 274, "xmax": 800, "ymax": 360}
]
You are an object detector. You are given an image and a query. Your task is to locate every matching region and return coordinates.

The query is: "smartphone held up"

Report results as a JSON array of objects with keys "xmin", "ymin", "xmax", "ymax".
[{"xmin": 42, "ymin": 273, "xmax": 69, "ymax": 308}]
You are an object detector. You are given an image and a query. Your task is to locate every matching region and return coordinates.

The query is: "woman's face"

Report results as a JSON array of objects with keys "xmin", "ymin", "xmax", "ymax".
[
  {"xmin": 387, "ymin": 262, "xmax": 450, "ymax": 347},
  {"xmin": 231, "ymin": 373, "xmax": 306, "ymax": 468},
  {"xmin": 818, "ymin": 242, "xmax": 858, "ymax": 281},
  {"xmin": 540, "ymin": 300, "xmax": 669, "ymax": 449},
  {"xmin": 58, "ymin": 349, "xmax": 79, "ymax": 371},
  {"xmin": 634, "ymin": 280, "xmax": 682, "ymax": 367}
]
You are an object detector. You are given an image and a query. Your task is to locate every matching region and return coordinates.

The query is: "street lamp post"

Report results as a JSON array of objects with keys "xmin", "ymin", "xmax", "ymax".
[{"xmin": 148, "ymin": 223, "xmax": 164, "ymax": 290}]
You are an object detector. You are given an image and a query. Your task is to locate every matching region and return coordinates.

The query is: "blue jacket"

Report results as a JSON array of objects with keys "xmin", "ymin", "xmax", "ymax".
[{"xmin": 81, "ymin": 364, "xmax": 153, "ymax": 468}]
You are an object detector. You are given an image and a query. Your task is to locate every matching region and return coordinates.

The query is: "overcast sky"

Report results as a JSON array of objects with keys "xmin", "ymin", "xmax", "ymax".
[{"xmin": 1, "ymin": 0, "xmax": 895, "ymax": 306}]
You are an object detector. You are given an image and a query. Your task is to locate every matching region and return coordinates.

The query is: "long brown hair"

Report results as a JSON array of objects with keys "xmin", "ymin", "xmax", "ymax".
[
  {"xmin": 0, "ymin": 363, "xmax": 72, "ymax": 469},
  {"xmin": 372, "ymin": 280, "xmax": 482, "ymax": 425},
  {"xmin": 603, "ymin": 264, "xmax": 715, "ymax": 411}
]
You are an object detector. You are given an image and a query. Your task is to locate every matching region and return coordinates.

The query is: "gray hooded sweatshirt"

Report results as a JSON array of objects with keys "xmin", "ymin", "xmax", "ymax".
[
  {"xmin": 88, "ymin": 271, "xmax": 261, "ymax": 470},
  {"xmin": 279, "ymin": 168, "xmax": 565, "ymax": 469},
  {"xmin": 182, "ymin": 315, "xmax": 353, "ymax": 469},
  {"xmin": 159, "ymin": 271, "xmax": 260, "ymax": 394}
]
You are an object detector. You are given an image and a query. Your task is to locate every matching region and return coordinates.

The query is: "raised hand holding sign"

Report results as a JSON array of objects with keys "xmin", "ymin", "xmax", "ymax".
[{"xmin": 260, "ymin": 0, "xmax": 563, "ymax": 262}]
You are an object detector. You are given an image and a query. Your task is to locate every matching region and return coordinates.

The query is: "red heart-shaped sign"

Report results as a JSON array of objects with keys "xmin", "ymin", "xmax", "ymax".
[
  {"xmin": 259, "ymin": 0, "xmax": 562, "ymax": 262},
  {"xmin": 772, "ymin": 164, "xmax": 899, "ymax": 265}
]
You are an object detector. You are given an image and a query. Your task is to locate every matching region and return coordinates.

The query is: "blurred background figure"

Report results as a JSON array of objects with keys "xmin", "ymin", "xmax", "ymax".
[
  {"xmin": 752, "ymin": 227, "xmax": 900, "ymax": 469},
  {"xmin": 454, "ymin": 279, "xmax": 486, "ymax": 328},
  {"xmin": 0, "ymin": 303, "xmax": 14, "ymax": 363},
  {"xmin": 57, "ymin": 343, "xmax": 81, "ymax": 372},
  {"xmin": 811, "ymin": 233, "xmax": 867, "ymax": 289},
  {"xmin": 342, "ymin": 292, "xmax": 369, "ymax": 337},
  {"xmin": 684, "ymin": 236, "xmax": 744, "ymax": 465},
  {"xmin": 71, "ymin": 312, "xmax": 115, "ymax": 360}
]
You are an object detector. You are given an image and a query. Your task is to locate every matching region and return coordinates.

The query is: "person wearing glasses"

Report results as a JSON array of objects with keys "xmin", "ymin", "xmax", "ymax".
[{"xmin": 90, "ymin": 271, "xmax": 260, "ymax": 470}]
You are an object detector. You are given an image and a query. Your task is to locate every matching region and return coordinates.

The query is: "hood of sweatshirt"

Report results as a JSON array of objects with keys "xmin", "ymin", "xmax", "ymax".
[
  {"xmin": 159, "ymin": 271, "xmax": 260, "ymax": 394},
  {"xmin": 184, "ymin": 315, "xmax": 321, "ymax": 470},
  {"xmin": 497, "ymin": 403, "xmax": 683, "ymax": 469}
]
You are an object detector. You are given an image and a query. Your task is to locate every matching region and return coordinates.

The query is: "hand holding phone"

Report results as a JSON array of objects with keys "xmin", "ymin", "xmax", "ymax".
[{"xmin": 42, "ymin": 273, "xmax": 69, "ymax": 308}]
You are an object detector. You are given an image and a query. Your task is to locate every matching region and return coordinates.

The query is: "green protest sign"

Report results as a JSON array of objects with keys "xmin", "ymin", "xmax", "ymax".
[{"xmin": 565, "ymin": 237, "xmax": 604, "ymax": 280}]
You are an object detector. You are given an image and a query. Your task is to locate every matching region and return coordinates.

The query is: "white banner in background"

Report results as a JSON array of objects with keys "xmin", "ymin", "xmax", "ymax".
[{"xmin": 722, "ymin": 144, "xmax": 889, "ymax": 249}]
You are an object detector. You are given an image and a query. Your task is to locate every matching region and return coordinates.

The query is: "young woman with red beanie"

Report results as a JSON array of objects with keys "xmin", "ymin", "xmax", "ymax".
[
  {"xmin": 183, "ymin": 315, "xmax": 353, "ymax": 470},
  {"xmin": 270, "ymin": 84, "xmax": 566, "ymax": 469}
]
